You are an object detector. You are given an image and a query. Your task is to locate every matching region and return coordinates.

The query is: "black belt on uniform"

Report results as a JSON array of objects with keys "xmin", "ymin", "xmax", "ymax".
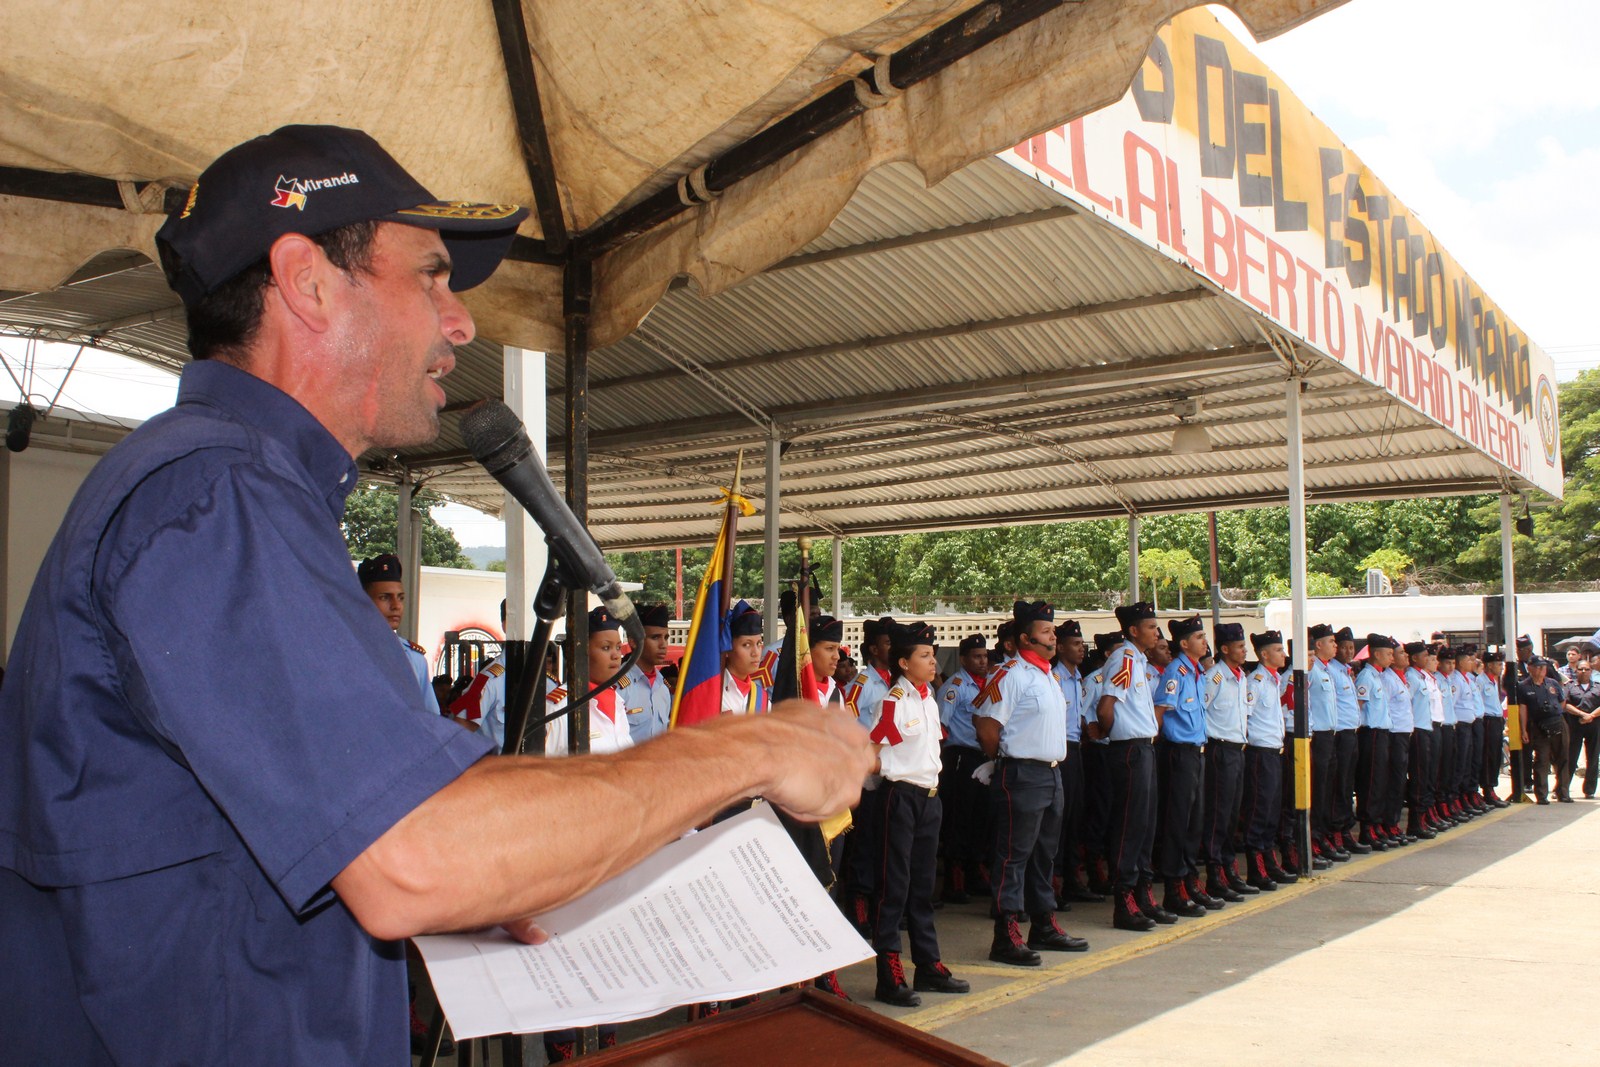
[
  {"xmin": 888, "ymin": 779, "xmax": 938, "ymax": 797},
  {"xmin": 1209, "ymin": 739, "xmax": 1246, "ymax": 751},
  {"xmin": 1003, "ymin": 756, "xmax": 1061, "ymax": 768},
  {"xmin": 1106, "ymin": 737, "xmax": 1154, "ymax": 747},
  {"xmin": 1165, "ymin": 740, "xmax": 1203, "ymax": 750}
]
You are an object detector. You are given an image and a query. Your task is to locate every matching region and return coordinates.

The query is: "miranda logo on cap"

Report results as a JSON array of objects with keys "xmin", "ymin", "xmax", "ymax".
[{"xmin": 272, "ymin": 172, "xmax": 361, "ymax": 210}]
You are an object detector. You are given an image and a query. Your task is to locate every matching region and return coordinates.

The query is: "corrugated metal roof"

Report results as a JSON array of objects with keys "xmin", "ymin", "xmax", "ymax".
[{"xmin": 0, "ymin": 152, "xmax": 1532, "ymax": 551}]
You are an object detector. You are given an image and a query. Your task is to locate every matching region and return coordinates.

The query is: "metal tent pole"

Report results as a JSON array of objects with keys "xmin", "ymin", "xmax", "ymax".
[
  {"xmin": 764, "ymin": 434, "xmax": 782, "ymax": 644},
  {"xmin": 1127, "ymin": 514, "xmax": 1141, "ymax": 604},
  {"xmin": 1286, "ymin": 375, "xmax": 1312, "ymax": 874},
  {"xmin": 396, "ymin": 472, "xmax": 420, "ymax": 643},
  {"xmin": 832, "ymin": 535, "xmax": 844, "ymax": 618}
]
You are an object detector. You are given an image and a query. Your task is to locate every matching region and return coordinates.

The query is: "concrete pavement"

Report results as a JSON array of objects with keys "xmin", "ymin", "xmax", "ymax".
[{"xmin": 848, "ymin": 799, "xmax": 1600, "ymax": 1065}]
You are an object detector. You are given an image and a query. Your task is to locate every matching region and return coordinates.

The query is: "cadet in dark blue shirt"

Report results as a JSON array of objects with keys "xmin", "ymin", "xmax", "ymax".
[
  {"xmin": 1153, "ymin": 616, "xmax": 1217, "ymax": 917},
  {"xmin": 0, "ymin": 126, "xmax": 872, "ymax": 1067}
]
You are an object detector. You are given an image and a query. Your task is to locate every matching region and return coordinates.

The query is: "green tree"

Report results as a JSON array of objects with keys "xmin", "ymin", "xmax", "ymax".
[
  {"xmin": 1357, "ymin": 547, "xmax": 1412, "ymax": 584},
  {"xmin": 1138, "ymin": 547, "xmax": 1203, "ymax": 610},
  {"xmin": 341, "ymin": 485, "xmax": 472, "ymax": 568},
  {"xmin": 1260, "ymin": 571, "xmax": 1347, "ymax": 597}
]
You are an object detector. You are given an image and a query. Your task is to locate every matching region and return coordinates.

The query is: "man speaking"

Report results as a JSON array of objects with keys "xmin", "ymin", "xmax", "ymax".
[{"xmin": 0, "ymin": 126, "xmax": 872, "ymax": 1065}]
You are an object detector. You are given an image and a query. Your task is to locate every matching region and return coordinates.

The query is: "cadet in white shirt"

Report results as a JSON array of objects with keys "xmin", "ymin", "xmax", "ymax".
[
  {"xmin": 1202, "ymin": 623, "xmax": 1254, "ymax": 903},
  {"xmin": 721, "ymin": 603, "xmax": 770, "ymax": 716},
  {"xmin": 867, "ymin": 622, "xmax": 970, "ymax": 1007},
  {"xmin": 621, "ymin": 603, "xmax": 674, "ymax": 744},
  {"xmin": 543, "ymin": 607, "xmax": 635, "ymax": 757}
]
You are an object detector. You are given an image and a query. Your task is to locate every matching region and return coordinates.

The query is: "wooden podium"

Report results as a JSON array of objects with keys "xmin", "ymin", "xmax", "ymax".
[{"xmin": 570, "ymin": 990, "xmax": 1004, "ymax": 1067}]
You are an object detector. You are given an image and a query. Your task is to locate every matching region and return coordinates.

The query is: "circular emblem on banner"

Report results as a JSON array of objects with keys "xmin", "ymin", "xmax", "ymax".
[{"xmin": 1535, "ymin": 375, "xmax": 1559, "ymax": 466}]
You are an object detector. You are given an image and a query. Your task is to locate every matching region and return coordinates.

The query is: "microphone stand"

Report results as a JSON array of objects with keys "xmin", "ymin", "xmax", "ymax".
[{"xmin": 501, "ymin": 555, "xmax": 645, "ymax": 757}]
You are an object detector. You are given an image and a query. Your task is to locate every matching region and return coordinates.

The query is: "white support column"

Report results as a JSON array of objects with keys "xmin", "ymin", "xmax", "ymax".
[
  {"xmin": 396, "ymin": 473, "xmax": 419, "ymax": 642},
  {"xmin": 1286, "ymin": 374, "xmax": 1312, "ymax": 870},
  {"xmin": 1500, "ymin": 494, "xmax": 1519, "ymax": 649},
  {"xmin": 503, "ymin": 346, "xmax": 548, "ymax": 642},
  {"xmin": 764, "ymin": 434, "xmax": 782, "ymax": 644},
  {"xmin": 832, "ymin": 535, "xmax": 844, "ymax": 618},
  {"xmin": 1127, "ymin": 514, "xmax": 1141, "ymax": 603}
]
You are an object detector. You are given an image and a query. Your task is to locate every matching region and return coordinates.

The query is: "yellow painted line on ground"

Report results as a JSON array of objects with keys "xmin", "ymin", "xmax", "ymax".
[{"xmin": 901, "ymin": 804, "xmax": 1522, "ymax": 1033}]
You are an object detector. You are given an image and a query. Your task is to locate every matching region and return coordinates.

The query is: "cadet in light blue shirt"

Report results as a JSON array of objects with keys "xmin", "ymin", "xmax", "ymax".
[
  {"xmin": 1240, "ymin": 632, "xmax": 1291, "ymax": 884},
  {"xmin": 1153, "ymin": 616, "xmax": 1210, "ymax": 905},
  {"xmin": 1305, "ymin": 623, "xmax": 1342, "ymax": 859},
  {"xmin": 1095, "ymin": 603, "xmax": 1163, "ymax": 917},
  {"xmin": 622, "ymin": 603, "xmax": 675, "ymax": 744},
  {"xmin": 941, "ymin": 635, "xmax": 989, "ymax": 751},
  {"xmin": 1201, "ymin": 623, "xmax": 1253, "ymax": 890},
  {"xmin": 1403, "ymin": 642, "xmax": 1439, "ymax": 834},
  {"xmin": 1379, "ymin": 645, "xmax": 1414, "ymax": 837},
  {"xmin": 938, "ymin": 632, "xmax": 992, "ymax": 903},
  {"xmin": 1353, "ymin": 635, "xmax": 1399, "ymax": 844}
]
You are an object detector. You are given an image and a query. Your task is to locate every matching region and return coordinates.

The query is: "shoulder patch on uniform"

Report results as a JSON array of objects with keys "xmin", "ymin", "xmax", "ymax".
[
  {"xmin": 889, "ymin": 686, "xmax": 905, "ymax": 700},
  {"xmin": 1209, "ymin": 670, "xmax": 1224, "ymax": 685},
  {"xmin": 974, "ymin": 667, "xmax": 1008, "ymax": 708},
  {"xmin": 547, "ymin": 686, "xmax": 567, "ymax": 703},
  {"xmin": 942, "ymin": 688, "xmax": 957, "ymax": 702},
  {"xmin": 486, "ymin": 662, "xmax": 505, "ymax": 677},
  {"xmin": 854, "ymin": 672, "xmax": 868, "ymax": 685},
  {"xmin": 407, "ymin": 640, "xmax": 425, "ymax": 654},
  {"xmin": 1110, "ymin": 656, "xmax": 1133, "ymax": 691},
  {"xmin": 1164, "ymin": 678, "xmax": 1178, "ymax": 694},
  {"xmin": 1177, "ymin": 663, "xmax": 1190, "ymax": 676},
  {"xmin": 618, "ymin": 675, "xmax": 631, "ymax": 690}
]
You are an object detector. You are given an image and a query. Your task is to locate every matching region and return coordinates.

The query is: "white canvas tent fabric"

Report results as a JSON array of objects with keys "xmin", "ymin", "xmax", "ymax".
[{"xmin": 0, "ymin": 0, "xmax": 1343, "ymax": 350}]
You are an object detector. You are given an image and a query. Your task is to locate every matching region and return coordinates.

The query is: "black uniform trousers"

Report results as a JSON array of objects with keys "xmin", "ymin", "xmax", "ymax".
[
  {"xmin": 938, "ymin": 744, "xmax": 989, "ymax": 874},
  {"xmin": 1239, "ymin": 745, "xmax": 1283, "ymax": 851},
  {"xmin": 1055, "ymin": 742, "xmax": 1086, "ymax": 880},
  {"xmin": 1278, "ymin": 743, "xmax": 1298, "ymax": 847},
  {"xmin": 1332, "ymin": 729, "xmax": 1359, "ymax": 833},
  {"xmin": 1081, "ymin": 742, "xmax": 1113, "ymax": 864},
  {"xmin": 989, "ymin": 759, "xmax": 1063, "ymax": 918},
  {"xmin": 1453, "ymin": 722, "xmax": 1474, "ymax": 800},
  {"xmin": 841, "ymin": 786, "xmax": 884, "ymax": 901},
  {"xmin": 1309, "ymin": 730, "xmax": 1336, "ymax": 840},
  {"xmin": 1105, "ymin": 739, "xmax": 1157, "ymax": 891},
  {"xmin": 1408, "ymin": 729, "xmax": 1434, "ymax": 824},
  {"xmin": 1433, "ymin": 722, "xmax": 1456, "ymax": 807},
  {"xmin": 1384, "ymin": 731, "xmax": 1410, "ymax": 827},
  {"xmin": 1528, "ymin": 720, "xmax": 1570, "ymax": 802},
  {"xmin": 1155, "ymin": 739, "xmax": 1204, "ymax": 881},
  {"xmin": 1566, "ymin": 717, "xmax": 1599, "ymax": 797},
  {"xmin": 1201, "ymin": 741, "xmax": 1245, "ymax": 868},
  {"xmin": 875, "ymin": 781, "xmax": 943, "ymax": 964},
  {"xmin": 1482, "ymin": 716, "xmax": 1506, "ymax": 794},
  {"xmin": 1355, "ymin": 726, "xmax": 1388, "ymax": 829}
]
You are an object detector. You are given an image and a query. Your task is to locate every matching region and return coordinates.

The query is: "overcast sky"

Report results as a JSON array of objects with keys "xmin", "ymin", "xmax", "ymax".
[{"xmin": 4, "ymin": 0, "xmax": 1593, "ymax": 547}]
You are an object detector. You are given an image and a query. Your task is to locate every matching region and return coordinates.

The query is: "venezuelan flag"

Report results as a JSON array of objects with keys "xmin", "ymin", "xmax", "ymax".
[{"xmin": 669, "ymin": 465, "xmax": 750, "ymax": 729}]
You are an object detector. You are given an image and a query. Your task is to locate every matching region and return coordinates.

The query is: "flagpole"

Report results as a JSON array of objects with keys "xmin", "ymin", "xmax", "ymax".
[{"xmin": 720, "ymin": 450, "xmax": 743, "ymax": 619}]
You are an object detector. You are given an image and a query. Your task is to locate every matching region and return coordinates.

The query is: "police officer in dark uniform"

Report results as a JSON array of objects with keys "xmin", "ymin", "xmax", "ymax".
[
  {"xmin": 1520, "ymin": 658, "xmax": 1570, "ymax": 804},
  {"xmin": 1562, "ymin": 659, "xmax": 1600, "ymax": 799}
]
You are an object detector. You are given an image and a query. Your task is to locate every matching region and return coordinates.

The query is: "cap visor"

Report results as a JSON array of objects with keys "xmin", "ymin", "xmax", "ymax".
[{"xmin": 382, "ymin": 200, "xmax": 530, "ymax": 291}]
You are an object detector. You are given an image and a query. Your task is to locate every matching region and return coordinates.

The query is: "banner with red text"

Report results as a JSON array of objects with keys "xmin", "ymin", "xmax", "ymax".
[{"xmin": 998, "ymin": 8, "xmax": 1563, "ymax": 496}]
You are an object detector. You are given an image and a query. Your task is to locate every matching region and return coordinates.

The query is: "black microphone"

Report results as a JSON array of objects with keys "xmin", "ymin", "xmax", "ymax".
[{"xmin": 459, "ymin": 401, "xmax": 641, "ymax": 639}]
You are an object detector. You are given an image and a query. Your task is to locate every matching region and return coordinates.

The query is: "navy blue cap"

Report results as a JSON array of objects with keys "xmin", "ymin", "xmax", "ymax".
[
  {"xmin": 1168, "ymin": 616, "xmax": 1204, "ymax": 642},
  {"xmin": 895, "ymin": 621, "xmax": 937, "ymax": 648},
  {"xmin": 728, "ymin": 601, "xmax": 763, "ymax": 638},
  {"xmin": 1115, "ymin": 601, "xmax": 1156, "ymax": 629},
  {"xmin": 959, "ymin": 633, "xmax": 987, "ymax": 653},
  {"xmin": 1250, "ymin": 630, "xmax": 1283, "ymax": 653},
  {"xmin": 588, "ymin": 606, "xmax": 622, "ymax": 633},
  {"xmin": 1309, "ymin": 623, "xmax": 1336, "ymax": 642},
  {"xmin": 1055, "ymin": 619, "xmax": 1083, "ymax": 639},
  {"xmin": 157, "ymin": 124, "xmax": 528, "ymax": 307},
  {"xmin": 1367, "ymin": 634, "xmax": 1399, "ymax": 651},
  {"xmin": 1335, "ymin": 626, "xmax": 1355, "ymax": 642},
  {"xmin": 1013, "ymin": 600, "xmax": 1054, "ymax": 626},
  {"xmin": 1216, "ymin": 623, "xmax": 1245, "ymax": 645},
  {"xmin": 812, "ymin": 615, "xmax": 844, "ymax": 644},
  {"xmin": 357, "ymin": 553, "xmax": 402, "ymax": 586}
]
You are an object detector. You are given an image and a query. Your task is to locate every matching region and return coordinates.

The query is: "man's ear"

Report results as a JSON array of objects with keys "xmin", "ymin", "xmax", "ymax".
[{"xmin": 267, "ymin": 233, "xmax": 336, "ymax": 334}]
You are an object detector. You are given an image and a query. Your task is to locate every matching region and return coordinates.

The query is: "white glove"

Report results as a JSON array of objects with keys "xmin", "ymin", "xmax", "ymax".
[{"xmin": 973, "ymin": 760, "xmax": 996, "ymax": 785}]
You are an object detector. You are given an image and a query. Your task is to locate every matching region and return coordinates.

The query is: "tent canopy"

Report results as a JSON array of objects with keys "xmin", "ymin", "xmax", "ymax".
[{"xmin": 1, "ymin": 0, "xmax": 1342, "ymax": 352}]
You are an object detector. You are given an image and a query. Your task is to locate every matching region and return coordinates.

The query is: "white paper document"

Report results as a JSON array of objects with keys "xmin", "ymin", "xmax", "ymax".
[{"xmin": 414, "ymin": 805, "xmax": 873, "ymax": 1038}]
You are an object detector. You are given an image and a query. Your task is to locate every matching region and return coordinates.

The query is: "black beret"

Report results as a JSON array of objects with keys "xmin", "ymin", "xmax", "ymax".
[
  {"xmin": 1529, "ymin": 656, "xmax": 1552, "ymax": 670},
  {"xmin": 1250, "ymin": 630, "xmax": 1283, "ymax": 653},
  {"xmin": 729, "ymin": 602, "xmax": 763, "ymax": 638},
  {"xmin": 639, "ymin": 603, "xmax": 671, "ymax": 629},
  {"xmin": 1114, "ymin": 601, "xmax": 1157, "ymax": 628},
  {"xmin": 895, "ymin": 621, "xmax": 937, "ymax": 648},
  {"xmin": 1056, "ymin": 619, "xmax": 1083, "ymax": 639},
  {"xmin": 959, "ymin": 633, "xmax": 987, "ymax": 654},
  {"xmin": 1482, "ymin": 649, "xmax": 1505, "ymax": 663},
  {"xmin": 588, "ymin": 605, "xmax": 622, "ymax": 633},
  {"xmin": 1335, "ymin": 626, "xmax": 1355, "ymax": 642},
  {"xmin": 1013, "ymin": 599, "xmax": 1054, "ymax": 626},
  {"xmin": 1168, "ymin": 616, "xmax": 1204, "ymax": 642},
  {"xmin": 1308, "ymin": 623, "xmax": 1336, "ymax": 642},
  {"xmin": 357, "ymin": 553, "xmax": 402, "ymax": 586},
  {"xmin": 1216, "ymin": 622, "xmax": 1245, "ymax": 644},
  {"xmin": 1516, "ymin": 634, "xmax": 1534, "ymax": 647},
  {"xmin": 1434, "ymin": 644, "xmax": 1456, "ymax": 660},
  {"xmin": 1093, "ymin": 631, "xmax": 1122, "ymax": 652},
  {"xmin": 1367, "ymin": 634, "xmax": 1399, "ymax": 651},
  {"xmin": 1403, "ymin": 641, "xmax": 1427, "ymax": 656},
  {"xmin": 812, "ymin": 615, "xmax": 844, "ymax": 643}
]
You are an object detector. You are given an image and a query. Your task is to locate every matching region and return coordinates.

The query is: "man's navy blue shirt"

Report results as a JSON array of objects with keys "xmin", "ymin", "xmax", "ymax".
[{"xmin": 0, "ymin": 361, "xmax": 494, "ymax": 1065}]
